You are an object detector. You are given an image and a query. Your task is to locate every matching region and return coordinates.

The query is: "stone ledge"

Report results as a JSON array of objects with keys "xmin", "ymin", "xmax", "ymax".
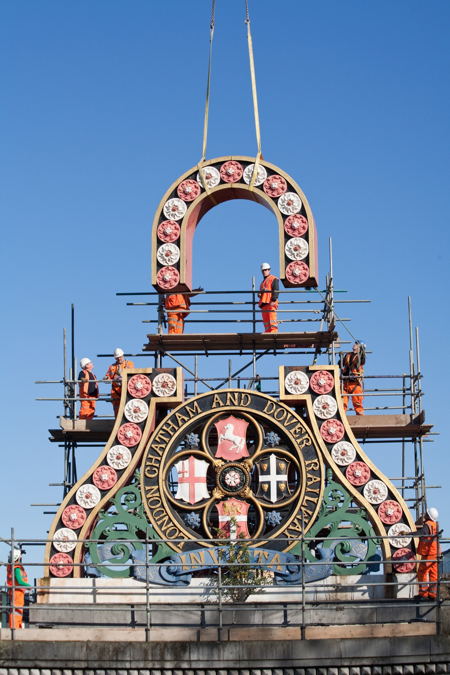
[{"xmin": 0, "ymin": 622, "xmax": 436, "ymax": 643}]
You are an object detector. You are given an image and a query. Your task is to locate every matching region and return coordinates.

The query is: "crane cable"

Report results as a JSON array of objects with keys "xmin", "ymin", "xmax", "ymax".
[
  {"xmin": 200, "ymin": 0, "xmax": 216, "ymax": 164},
  {"xmin": 199, "ymin": 0, "xmax": 262, "ymax": 190}
]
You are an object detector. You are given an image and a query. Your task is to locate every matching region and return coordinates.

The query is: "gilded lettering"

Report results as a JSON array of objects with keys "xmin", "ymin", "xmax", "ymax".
[
  {"xmin": 147, "ymin": 496, "xmax": 162, "ymax": 509},
  {"xmin": 175, "ymin": 412, "xmax": 188, "ymax": 425},
  {"xmin": 297, "ymin": 436, "xmax": 311, "ymax": 450},
  {"xmin": 305, "ymin": 459, "xmax": 320, "ymax": 472},
  {"xmin": 239, "ymin": 392, "xmax": 251, "ymax": 407},
  {"xmin": 263, "ymin": 400, "xmax": 276, "ymax": 415},
  {"xmin": 144, "ymin": 466, "xmax": 158, "ymax": 479},
  {"xmin": 286, "ymin": 516, "xmax": 303, "ymax": 536},
  {"xmin": 290, "ymin": 423, "xmax": 304, "ymax": 437},
  {"xmin": 189, "ymin": 551, "xmax": 205, "ymax": 567},
  {"xmin": 150, "ymin": 442, "xmax": 166, "ymax": 456},
  {"xmin": 185, "ymin": 401, "xmax": 201, "ymax": 417},
  {"xmin": 274, "ymin": 407, "xmax": 287, "ymax": 421},
  {"xmin": 145, "ymin": 485, "xmax": 159, "ymax": 498},
  {"xmin": 226, "ymin": 392, "xmax": 239, "ymax": 406},
  {"xmin": 155, "ymin": 511, "xmax": 172, "ymax": 532},
  {"xmin": 283, "ymin": 412, "xmax": 296, "ymax": 428},
  {"xmin": 165, "ymin": 526, "xmax": 180, "ymax": 539},
  {"xmin": 212, "ymin": 394, "xmax": 225, "ymax": 408},
  {"xmin": 306, "ymin": 474, "xmax": 320, "ymax": 487},
  {"xmin": 162, "ymin": 419, "xmax": 179, "ymax": 435},
  {"xmin": 208, "ymin": 548, "xmax": 218, "ymax": 565},
  {"xmin": 270, "ymin": 552, "xmax": 283, "ymax": 571},
  {"xmin": 254, "ymin": 550, "xmax": 271, "ymax": 562},
  {"xmin": 145, "ymin": 455, "xmax": 161, "ymax": 468}
]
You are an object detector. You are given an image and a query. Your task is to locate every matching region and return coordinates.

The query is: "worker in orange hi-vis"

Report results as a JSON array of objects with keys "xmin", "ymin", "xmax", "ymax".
[
  {"xmin": 164, "ymin": 288, "xmax": 203, "ymax": 334},
  {"xmin": 7, "ymin": 547, "xmax": 31, "ymax": 628},
  {"xmin": 415, "ymin": 507, "xmax": 440, "ymax": 602},
  {"xmin": 78, "ymin": 357, "xmax": 99, "ymax": 420},
  {"xmin": 105, "ymin": 348, "xmax": 134, "ymax": 416},
  {"xmin": 340, "ymin": 341, "xmax": 366, "ymax": 415},
  {"xmin": 258, "ymin": 262, "xmax": 279, "ymax": 333}
]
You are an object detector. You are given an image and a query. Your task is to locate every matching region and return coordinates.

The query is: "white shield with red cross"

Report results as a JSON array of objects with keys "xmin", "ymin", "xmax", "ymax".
[
  {"xmin": 174, "ymin": 456, "xmax": 210, "ymax": 505},
  {"xmin": 215, "ymin": 498, "xmax": 250, "ymax": 539},
  {"xmin": 256, "ymin": 453, "xmax": 291, "ymax": 503},
  {"xmin": 214, "ymin": 416, "xmax": 249, "ymax": 460}
]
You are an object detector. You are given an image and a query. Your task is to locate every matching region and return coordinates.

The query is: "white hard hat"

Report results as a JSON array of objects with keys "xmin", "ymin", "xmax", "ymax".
[
  {"xmin": 427, "ymin": 507, "xmax": 439, "ymax": 521},
  {"xmin": 80, "ymin": 357, "xmax": 92, "ymax": 369},
  {"xmin": 114, "ymin": 348, "xmax": 124, "ymax": 358},
  {"xmin": 8, "ymin": 548, "xmax": 21, "ymax": 563},
  {"xmin": 261, "ymin": 262, "xmax": 271, "ymax": 271}
]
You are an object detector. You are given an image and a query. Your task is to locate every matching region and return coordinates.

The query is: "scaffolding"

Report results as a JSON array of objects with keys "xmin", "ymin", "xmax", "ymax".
[{"xmin": 35, "ymin": 260, "xmax": 435, "ymax": 524}]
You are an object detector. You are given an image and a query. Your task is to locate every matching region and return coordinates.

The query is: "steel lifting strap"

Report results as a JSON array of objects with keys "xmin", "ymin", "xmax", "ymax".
[
  {"xmin": 198, "ymin": 0, "xmax": 263, "ymax": 190},
  {"xmin": 200, "ymin": 0, "xmax": 215, "ymax": 164},
  {"xmin": 245, "ymin": 0, "xmax": 263, "ymax": 188}
]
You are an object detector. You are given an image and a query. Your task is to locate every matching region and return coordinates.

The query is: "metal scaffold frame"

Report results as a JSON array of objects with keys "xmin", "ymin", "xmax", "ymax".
[{"xmin": 34, "ymin": 245, "xmax": 435, "ymax": 524}]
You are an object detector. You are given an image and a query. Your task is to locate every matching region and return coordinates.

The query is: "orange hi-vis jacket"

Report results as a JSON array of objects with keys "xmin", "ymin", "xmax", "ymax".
[
  {"xmin": 105, "ymin": 360, "xmax": 135, "ymax": 399},
  {"xmin": 418, "ymin": 519, "xmax": 439, "ymax": 558},
  {"xmin": 259, "ymin": 275, "xmax": 279, "ymax": 307},
  {"xmin": 7, "ymin": 563, "xmax": 28, "ymax": 589},
  {"xmin": 164, "ymin": 294, "xmax": 190, "ymax": 311}
]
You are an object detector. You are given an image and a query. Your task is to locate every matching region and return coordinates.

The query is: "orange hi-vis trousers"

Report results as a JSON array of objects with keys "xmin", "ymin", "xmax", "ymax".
[
  {"xmin": 167, "ymin": 311, "xmax": 187, "ymax": 334},
  {"xmin": 8, "ymin": 589, "xmax": 25, "ymax": 628},
  {"xmin": 260, "ymin": 303, "xmax": 278, "ymax": 333},
  {"xmin": 417, "ymin": 557, "xmax": 438, "ymax": 599},
  {"xmin": 79, "ymin": 398, "xmax": 96, "ymax": 420},
  {"xmin": 343, "ymin": 381, "xmax": 364, "ymax": 414}
]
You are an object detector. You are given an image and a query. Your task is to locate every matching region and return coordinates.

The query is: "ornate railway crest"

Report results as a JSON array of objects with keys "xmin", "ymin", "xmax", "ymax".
[{"xmin": 141, "ymin": 389, "xmax": 324, "ymax": 552}]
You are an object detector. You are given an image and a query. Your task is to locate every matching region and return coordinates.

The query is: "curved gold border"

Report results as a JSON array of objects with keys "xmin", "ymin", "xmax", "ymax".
[
  {"xmin": 44, "ymin": 367, "xmax": 184, "ymax": 577},
  {"xmin": 279, "ymin": 364, "xmax": 418, "ymax": 562},
  {"xmin": 151, "ymin": 155, "xmax": 318, "ymax": 290}
]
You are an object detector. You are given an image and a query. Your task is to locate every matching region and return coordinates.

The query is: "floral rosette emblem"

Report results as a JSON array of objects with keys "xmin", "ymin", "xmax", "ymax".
[
  {"xmin": 163, "ymin": 198, "xmax": 186, "ymax": 221},
  {"xmin": 177, "ymin": 179, "xmax": 201, "ymax": 202},
  {"xmin": 220, "ymin": 160, "xmax": 243, "ymax": 183},
  {"xmin": 243, "ymin": 163, "xmax": 267, "ymax": 186},
  {"xmin": 157, "ymin": 220, "xmax": 180, "ymax": 243},
  {"xmin": 157, "ymin": 243, "xmax": 180, "ymax": 266},
  {"xmin": 196, "ymin": 166, "xmax": 220, "ymax": 188},
  {"xmin": 263, "ymin": 174, "xmax": 287, "ymax": 197},
  {"xmin": 152, "ymin": 373, "xmax": 177, "ymax": 397},
  {"xmin": 284, "ymin": 370, "xmax": 309, "ymax": 395},
  {"xmin": 278, "ymin": 192, "xmax": 302, "ymax": 215}
]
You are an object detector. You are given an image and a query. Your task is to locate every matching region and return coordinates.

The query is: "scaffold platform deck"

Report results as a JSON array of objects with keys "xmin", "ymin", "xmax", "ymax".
[
  {"xmin": 49, "ymin": 412, "xmax": 432, "ymax": 443},
  {"xmin": 143, "ymin": 330, "xmax": 338, "ymax": 353}
]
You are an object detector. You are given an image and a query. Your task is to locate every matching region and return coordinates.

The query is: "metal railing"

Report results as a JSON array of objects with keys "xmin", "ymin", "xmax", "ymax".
[{"xmin": 1, "ymin": 531, "xmax": 446, "ymax": 639}]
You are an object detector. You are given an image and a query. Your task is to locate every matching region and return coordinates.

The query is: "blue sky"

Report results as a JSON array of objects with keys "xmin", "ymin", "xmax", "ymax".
[{"xmin": 1, "ymin": 0, "xmax": 449, "ymax": 571}]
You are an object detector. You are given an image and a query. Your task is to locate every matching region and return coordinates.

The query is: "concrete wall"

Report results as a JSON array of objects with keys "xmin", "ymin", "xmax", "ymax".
[{"xmin": 0, "ymin": 634, "xmax": 450, "ymax": 673}]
